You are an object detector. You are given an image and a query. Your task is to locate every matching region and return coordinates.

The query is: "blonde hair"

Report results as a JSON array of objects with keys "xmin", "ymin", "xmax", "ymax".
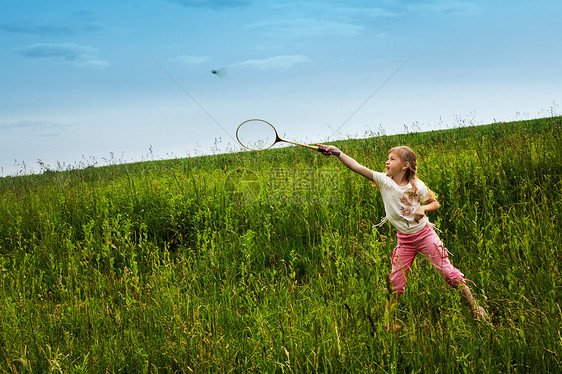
[
  {"xmin": 389, "ymin": 146, "xmax": 417, "ymax": 183},
  {"xmin": 389, "ymin": 146, "xmax": 439, "ymax": 200}
]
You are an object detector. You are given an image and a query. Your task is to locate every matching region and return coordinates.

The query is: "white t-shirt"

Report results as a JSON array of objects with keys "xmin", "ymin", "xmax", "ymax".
[{"xmin": 372, "ymin": 171, "xmax": 432, "ymax": 234}]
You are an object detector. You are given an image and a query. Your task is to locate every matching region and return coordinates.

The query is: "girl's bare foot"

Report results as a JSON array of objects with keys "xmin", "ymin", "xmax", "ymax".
[
  {"xmin": 473, "ymin": 305, "xmax": 488, "ymax": 321},
  {"xmin": 384, "ymin": 322, "xmax": 402, "ymax": 332}
]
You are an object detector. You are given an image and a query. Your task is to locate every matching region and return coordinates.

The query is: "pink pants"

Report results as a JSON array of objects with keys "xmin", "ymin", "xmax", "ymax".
[{"xmin": 390, "ymin": 224, "xmax": 465, "ymax": 295}]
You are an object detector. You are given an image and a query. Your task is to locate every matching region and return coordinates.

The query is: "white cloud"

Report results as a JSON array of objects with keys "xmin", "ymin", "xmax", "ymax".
[
  {"xmin": 0, "ymin": 11, "xmax": 106, "ymax": 36},
  {"xmin": 337, "ymin": 6, "xmax": 400, "ymax": 19},
  {"xmin": 404, "ymin": 1, "xmax": 481, "ymax": 15},
  {"xmin": 0, "ymin": 119, "xmax": 67, "ymax": 136},
  {"xmin": 246, "ymin": 18, "xmax": 364, "ymax": 38},
  {"xmin": 234, "ymin": 55, "xmax": 311, "ymax": 70},
  {"xmin": 13, "ymin": 43, "xmax": 110, "ymax": 69},
  {"xmin": 166, "ymin": 0, "xmax": 249, "ymax": 8},
  {"xmin": 170, "ymin": 55, "xmax": 211, "ymax": 64}
]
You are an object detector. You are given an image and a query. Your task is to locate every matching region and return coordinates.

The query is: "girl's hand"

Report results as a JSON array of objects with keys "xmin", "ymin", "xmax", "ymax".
[
  {"xmin": 317, "ymin": 144, "xmax": 341, "ymax": 156},
  {"xmin": 413, "ymin": 206, "xmax": 426, "ymax": 223}
]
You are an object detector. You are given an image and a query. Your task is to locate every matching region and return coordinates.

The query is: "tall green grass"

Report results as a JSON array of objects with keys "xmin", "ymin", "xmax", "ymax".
[{"xmin": 0, "ymin": 117, "xmax": 560, "ymax": 372}]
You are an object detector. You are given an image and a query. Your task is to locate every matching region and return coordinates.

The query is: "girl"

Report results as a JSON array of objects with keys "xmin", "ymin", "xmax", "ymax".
[{"xmin": 320, "ymin": 144, "xmax": 486, "ymax": 331}]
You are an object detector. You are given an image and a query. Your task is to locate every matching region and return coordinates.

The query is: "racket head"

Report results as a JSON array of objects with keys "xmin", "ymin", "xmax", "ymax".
[{"xmin": 236, "ymin": 119, "xmax": 280, "ymax": 151}]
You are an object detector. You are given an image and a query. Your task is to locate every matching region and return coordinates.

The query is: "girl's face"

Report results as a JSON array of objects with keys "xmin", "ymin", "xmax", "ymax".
[{"xmin": 385, "ymin": 152, "xmax": 408, "ymax": 178}]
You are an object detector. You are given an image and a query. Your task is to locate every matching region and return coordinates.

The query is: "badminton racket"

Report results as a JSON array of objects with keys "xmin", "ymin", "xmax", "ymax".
[{"xmin": 236, "ymin": 119, "xmax": 340, "ymax": 156}]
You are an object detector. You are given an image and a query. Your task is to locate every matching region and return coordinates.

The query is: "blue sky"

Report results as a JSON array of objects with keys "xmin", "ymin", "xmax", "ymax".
[{"xmin": 1, "ymin": 0, "xmax": 561, "ymax": 176}]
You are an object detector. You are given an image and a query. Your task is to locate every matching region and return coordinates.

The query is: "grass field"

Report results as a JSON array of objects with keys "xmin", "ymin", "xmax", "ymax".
[{"xmin": 0, "ymin": 116, "xmax": 561, "ymax": 372}]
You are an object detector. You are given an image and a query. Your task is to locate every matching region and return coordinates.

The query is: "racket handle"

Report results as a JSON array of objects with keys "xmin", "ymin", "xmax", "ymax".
[{"xmin": 317, "ymin": 145, "xmax": 341, "ymax": 157}]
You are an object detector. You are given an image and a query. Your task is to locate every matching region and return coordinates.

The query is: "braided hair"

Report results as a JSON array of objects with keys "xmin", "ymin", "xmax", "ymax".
[
  {"xmin": 389, "ymin": 146, "xmax": 438, "ymax": 200},
  {"xmin": 389, "ymin": 146, "xmax": 417, "ymax": 184}
]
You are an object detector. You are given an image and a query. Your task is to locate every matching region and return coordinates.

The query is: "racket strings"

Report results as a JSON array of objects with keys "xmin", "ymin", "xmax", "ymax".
[{"xmin": 236, "ymin": 119, "xmax": 279, "ymax": 151}]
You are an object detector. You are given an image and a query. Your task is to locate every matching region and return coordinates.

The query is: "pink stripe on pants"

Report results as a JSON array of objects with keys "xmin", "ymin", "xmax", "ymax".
[{"xmin": 389, "ymin": 224, "xmax": 464, "ymax": 295}]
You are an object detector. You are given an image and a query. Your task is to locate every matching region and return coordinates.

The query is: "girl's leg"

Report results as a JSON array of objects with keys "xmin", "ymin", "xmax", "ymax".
[
  {"xmin": 384, "ymin": 292, "xmax": 401, "ymax": 332},
  {"xmin": 459, "ymin": 282, "xmax": 487, "ymax": 320},
  {"xmin": 388, "ymin": 243, "xmax": 417, "ymax": 296},
  {"xmin": 419, "ymin": 228, "xmax": 487, "ymax": 320},
  {"xmin": 385, "ymin": 241, "xmax": 417, "ymax": 331}
]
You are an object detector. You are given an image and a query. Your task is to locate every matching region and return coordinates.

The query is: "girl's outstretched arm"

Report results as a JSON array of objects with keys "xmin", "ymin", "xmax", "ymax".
[{"xmin": 319, "ymin": 145, "xmax": 374, "ymax": 181}]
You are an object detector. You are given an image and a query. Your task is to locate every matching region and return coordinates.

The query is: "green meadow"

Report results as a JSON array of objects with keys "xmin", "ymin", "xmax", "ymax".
[{"xmin": 0, "ymin": 116, "xmax": 560, "ymax": 372}]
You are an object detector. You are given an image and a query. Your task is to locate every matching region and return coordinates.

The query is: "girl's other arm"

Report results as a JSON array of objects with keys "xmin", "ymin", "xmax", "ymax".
[
  {"xmin": 413, "ymin": 197, "xmax": 441, "ymax": 223},
  {"xmin": 320, "ymin": 145, "xmax": 374, "ymax": 180}
]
